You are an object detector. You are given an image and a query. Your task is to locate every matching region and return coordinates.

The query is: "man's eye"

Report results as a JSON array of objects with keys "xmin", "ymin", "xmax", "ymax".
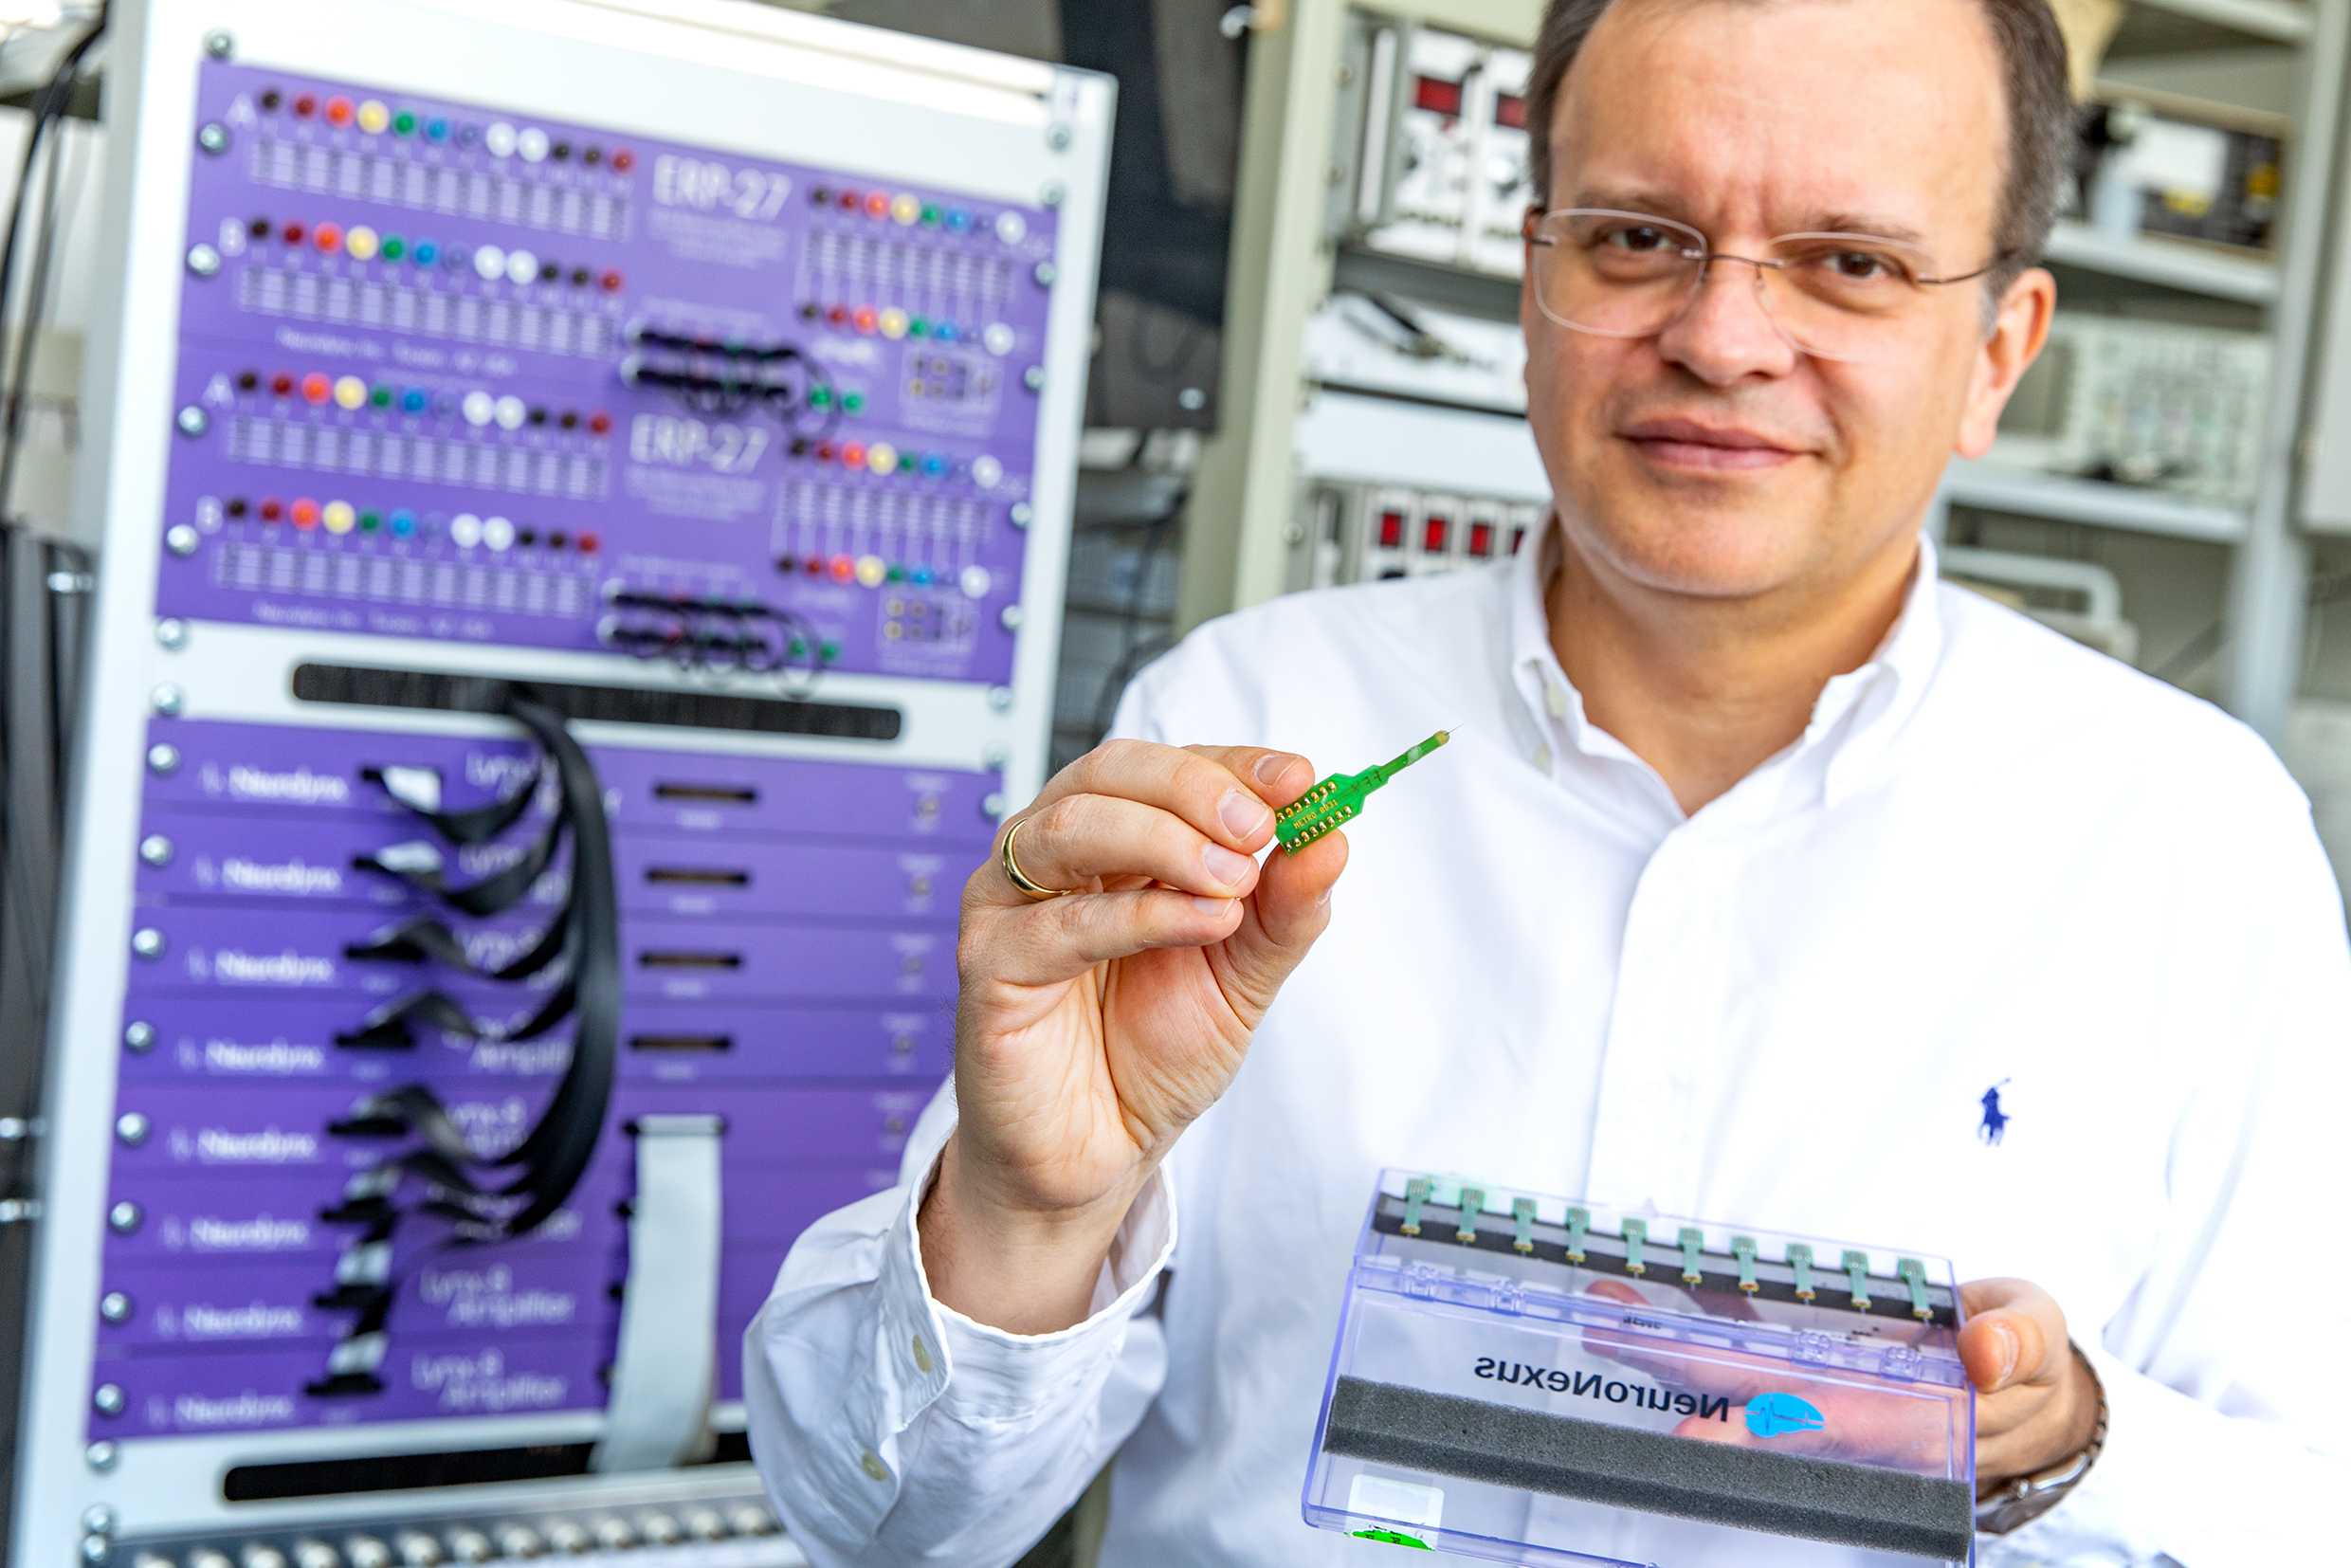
[
  {"xmin": 1829, "ymin": 250, "xmax": 1896, "ymax": 281},
  {"xmin": 1604, "ymin": 226, "xmax": 1670, "ymax": 253}
]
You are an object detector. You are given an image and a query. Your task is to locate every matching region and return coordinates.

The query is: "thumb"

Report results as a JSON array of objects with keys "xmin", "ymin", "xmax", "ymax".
[
  {"xmin": 1958, "ymin": 1277, "xmax": 2069, "ymax": 1395},
  {"xmin": 1213, "ymin": 828, "xmax": 1348, "ymax": 1019}
]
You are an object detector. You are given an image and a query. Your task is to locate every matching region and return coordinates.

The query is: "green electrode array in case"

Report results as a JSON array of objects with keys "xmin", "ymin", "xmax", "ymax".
[{"xmin": 1275, "ymin": 730, "xmax": 1451, "ymax": 853}]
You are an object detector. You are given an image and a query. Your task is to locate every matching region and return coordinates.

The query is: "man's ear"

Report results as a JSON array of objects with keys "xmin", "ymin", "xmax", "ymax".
[{"xmin": 1956, "ymin": 265, "xmax": 2055, "ymax": 459}]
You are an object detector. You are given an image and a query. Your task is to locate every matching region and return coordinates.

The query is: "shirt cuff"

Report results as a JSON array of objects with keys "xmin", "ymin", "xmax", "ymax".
[{"xmin": 877, "ymin": 1144, "xmax": 1178, "ymax": 1421}]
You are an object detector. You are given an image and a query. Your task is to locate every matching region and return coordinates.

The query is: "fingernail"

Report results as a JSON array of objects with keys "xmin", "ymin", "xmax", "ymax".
[
  {"xmin": 1254, "ymin": 753, "xmax": 1301, "ymax": 786},
  {"xmin": 1996, "ymin": 1328, "xmax": 2018, "ymax": 1386},
  {"xmin": 1202, "ymin": 843, "xmax": 1252, "ymax": 887},
  {"xmin": 1219, "ymin": 789, "xmax": 1269, "ymax": 839},
  {"xmin": 1192, "ymin": 894, "xmax": 1232, "ymax": 917}
]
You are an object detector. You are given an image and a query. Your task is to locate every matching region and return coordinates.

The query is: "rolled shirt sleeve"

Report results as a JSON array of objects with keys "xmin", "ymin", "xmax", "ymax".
[{"xmin": 743, "ymin": 1079, "xmax": 1177, "ymax": 1566}]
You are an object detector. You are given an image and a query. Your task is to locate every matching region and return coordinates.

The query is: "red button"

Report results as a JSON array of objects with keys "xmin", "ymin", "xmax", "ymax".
[
  {"xmin": 269, "ymin": 372, "xmax": 294, "ymax": 397},
  {"xmin": 292, "ymin": 95, "xmax": 316, "ymax": 119},
  {"xmin": 599, "ymin": 269, "xmax": 624, "ymax": 293},
  {"xmin": 259, "ymin": 498, "xmax": 283, "ymax": 521},
  {"xmin": 325, "ymin": 97, "xmax": 353, "ymax": 127},
  {"xmin": 576, "ymin": 532, "xmax": 600, "ymax": 554},
  {"xmin": 587, "ymin": 411, "xmax": 611, "ymax": 435},
  {"xmin": 864, "ymin": 191, "xmax": 890, "ymax": 220},
  {"xmin": 313, "ymin": 222, "xmax": 342, "ymax": 254},
  {"xmin": 836, "ymin": 189, "xmax": 858, "ymax": 211},
  {"xmin": 841, "ymin": 442, "xmax": 866, "ymax": 469},
  {"xmin": 829, "ymin": 555, "xmax": 854, "ymax": 582},
  {"xmin": 611, "ymin": 149, "xmax": 635, "ymax": 172},
  {"xmin": 281, "ymin": 221, "xmax": 304, "ymax": 246},
  {"xmin": 852, "ymin": 305, "xmax": 877, "ymax": 335},
  {"xmin": 815, "ymin": 443, "xmax": 835, "ymax": 462},
  {"xmin": 805, "ymin": 556, "xmax": 824, "ymax": 576},
  {"xmin": 290, "ymin": 498, "xmax": 319, "ymax": 529},
  {"xmin": 301, "ymin": 373, "xmax": 330, "ymax": 404},
  {"xmin": 826, "ymin": 304, "xmax": 847, "ymax": 327}
]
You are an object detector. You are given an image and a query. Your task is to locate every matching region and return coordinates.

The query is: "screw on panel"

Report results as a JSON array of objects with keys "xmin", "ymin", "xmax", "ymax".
[
  {"xmin": 107, "ymin": 1200, "xmax": 142, "ymax": 1233},
  {"xmin": 83, "ymin": 1441, "xmax": 118, "ymax": 1471},
  {"xmin": 1022, "ymin": 366, "xmax": 1046, "ymax": 392},
  {"xmin": 156, "ymin": 618, "xmax": 189, "ymax": 649},
  {"xmin": 1009, "ymin": 502, "xmax": 1033, "ymax": 529},
  {"xmin": 165, "ymin": 524, "xmax": 199, "ymax": 557},
  {"xmin": 129, "ymin": 928, "xmax": 165, "ymax": 959},
  {"xmin": 1178, "ymin": 387, "xmax": 1207, "ymax": 411},
  {"xmin": 151, "ymin": 684, "xmax": 183, "ymax": 716},
  {"xmin": 146, "ymin": 742, "xmax": 181, "ymax": 775},
  {"xmin": 1045, "ymin": 124, "xmax": 1070, "ymax": 151},
  {"xmin": 981, "ymin": 792, "xmax": 1007, "ymax": 820},
  {"xmin": 99, "ymin": 1291, "xmax": 132, "ymax": 1323},
  {"xmin": 987, "ymin": 684, "xmax": 1014, "ymax": 711},
  {"xmin": 1033, "ymin": 261, "xmax": 1057, "ymax": 286},
  {"xmin": 203, "ymin": 29, "xmax": 233, "ymax": 58},
  {"xmin": 186, "ymin": 244, "xmax": 221, "ymax": 276},
  {"xmin": 81, "ymin": 1505, "xmax": 116, "ymax": 1535},
  {"xmin": 115, "ymin": 1112, "xmax": 151, "ymax": 1146},
  {"xmin": 82, "ymin": 1535, "xmax": 112, "ymax": 1565},
  {"xmin": 195, "ymin": 122, "xmax": 230, "ymax": 155},
  {"xmin": 91, "ymin": 1382, "xmax": 126, "ymax": 1416},
  {"xmin": 138, "ymin": 835, "xmax": 173, "ymax": 866},
  {"xmin": 175, "ymin": 406, "xmax": 209, "ymax": 437},
  {"xmin": 1000, "ymin": 605, "xmax": 1028, "ymax": 632},
  {"xmin": 1040, "ymin": 182, "xmax": 1065, "ymax": 208},
  {"xmin": 982, "ymin": 744, "xmax": 1010, "ymax": 770},
  {"xmin": 124, "ymin": 1020, "xmax": 156, "ymax": 1051}
]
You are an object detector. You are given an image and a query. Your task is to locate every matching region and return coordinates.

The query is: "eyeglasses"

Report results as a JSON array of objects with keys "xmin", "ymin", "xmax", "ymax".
[{"xmin": 1521, "ymin": 208, "xmax": 2009, "ymax": 364}]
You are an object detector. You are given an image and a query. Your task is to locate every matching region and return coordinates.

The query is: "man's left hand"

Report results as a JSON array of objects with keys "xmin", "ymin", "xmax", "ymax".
[{"xmin": 1960, "ymin": 1278, "xmax": 2102, "ymax": 1491}]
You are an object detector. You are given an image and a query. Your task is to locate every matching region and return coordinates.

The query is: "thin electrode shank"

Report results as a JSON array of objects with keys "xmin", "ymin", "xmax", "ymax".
[{"xmin": 1321, "ymin": 1377, "xmax": 1974, "ymax": 1562}]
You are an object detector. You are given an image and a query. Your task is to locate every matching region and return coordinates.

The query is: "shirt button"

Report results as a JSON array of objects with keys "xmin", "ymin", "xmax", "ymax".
[
  {"xmin": 1535, "ymin": 745, "xmax": 1554, "ymax": 773},
  {"xmin": 859, "ymin": 1449, "xmax": 889, "ymax": 1482},
  {"xmin": 1545, "ymin": 683, "xmax": 1567, "ymax": 719},
  {"xmin": 911, "ymin": 1334, "xmax": 933, "ymax": 1375}
]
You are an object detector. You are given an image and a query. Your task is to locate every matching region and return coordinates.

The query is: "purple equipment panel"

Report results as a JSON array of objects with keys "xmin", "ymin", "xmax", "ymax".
[
  {"xmin": 97, "ymin": 716, "xmax": 963, "ymax": 1437},
  {"xmin": 156, "ymin": 62, "xmax": 1059, "ymax": 684}
]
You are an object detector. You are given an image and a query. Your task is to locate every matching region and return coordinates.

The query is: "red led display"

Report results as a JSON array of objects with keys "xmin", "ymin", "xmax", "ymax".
[
  {"xmin": 1423, "ymin": 515, "xmax": 1450, "ymax": 555},
  {"xmin": 1414, "ymin": 76, "xmax": 1464, "ymax": 117},
  {"xmin": 1468, "ymin": 521, "xmax": 1494, "ymax": 558},
  {"xmin": 1495, "ymin": 93, "xmax": 1527, "ymax": 130},
  {"xmin": 1509, "ymin": 526, "xmax": 1529, "ymax": 556},
  {"xmin": 1377, "ymin": 510, "xmax": 1405, "ymax": 550}
]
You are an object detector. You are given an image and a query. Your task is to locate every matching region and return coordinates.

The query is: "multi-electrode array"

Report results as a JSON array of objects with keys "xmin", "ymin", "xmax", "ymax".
[{"xmin": 12, "ymin": 3, "xmax": 1109, "ymax": 1565}]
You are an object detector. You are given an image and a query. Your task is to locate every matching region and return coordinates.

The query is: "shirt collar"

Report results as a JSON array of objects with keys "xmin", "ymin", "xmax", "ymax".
[{"xmin": 1504, "ymin": 512, "xmax": 1944, "ymax": 816}]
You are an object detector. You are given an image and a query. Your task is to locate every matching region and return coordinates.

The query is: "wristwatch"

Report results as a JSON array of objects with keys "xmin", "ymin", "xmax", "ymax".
[{"xmin": 1975, "ymin": 1343, "xmax": 2108, "ymax": 1536}]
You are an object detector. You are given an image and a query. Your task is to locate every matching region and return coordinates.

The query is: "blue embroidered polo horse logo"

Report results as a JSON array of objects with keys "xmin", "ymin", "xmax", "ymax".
[{"xmin": 1978, "ymin": 1081, "xmax": 2011, "ymax": 1145}]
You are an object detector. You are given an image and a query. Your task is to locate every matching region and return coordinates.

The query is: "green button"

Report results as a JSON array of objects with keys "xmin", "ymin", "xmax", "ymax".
[
  {"xmin": 358, "ymin": 510, "xmax": 380, "ymax": 531},
  {"xmin": 908, "ymin": 318, "xmax": 928, "ymax": 337},
  {"xmin": 808, "ymin": 387, "xmax": 831, "ymax": 409},
  {"xmin": 920, "ymin": 204, "xmax": 940, "ymax": 227},
  {"xmin": 819, "ymin": 640, "xmax": 841, "ymax": 663},
  {"xmin": 885, "ymin": 565, "xmax": 903, "ymax": 581},
  {"xmin": 788, "ymin": 638, "xmax": 808, "ymax": 658},
  {"xmin": 371, "ymin": 386, "xmax": 392, "ymax": 407},
  {"xmin": 381, "ymin": 236, "xmax": 406, "ymax": 261},
  {"xmin": 842, "ymin": 391, "xmax": 866, "ymax": 414},
  {"xmin": 392, "ymin": 111, "xmax": 415, "ymax": 136}
]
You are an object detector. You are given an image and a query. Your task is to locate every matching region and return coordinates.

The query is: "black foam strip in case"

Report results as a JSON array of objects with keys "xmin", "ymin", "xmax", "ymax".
[{"xmin": 1322, "ymin": 1377, "xmax": 1974, "ymax": 1562}]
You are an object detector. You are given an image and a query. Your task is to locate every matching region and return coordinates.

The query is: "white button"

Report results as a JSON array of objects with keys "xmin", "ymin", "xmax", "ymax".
[
  {"xmin": 982, "ymin": 322, "xmax": 1014, "ymax": 356},
  {"xmin": 858, "ymin": 1449, "xmax": 888, "ymax": 1483},
  {"xmin": 518, "ymin": 127, "xmax": 551, "ymax": 163},
  {"xmin": 506, "ymin": 248, "xmax": 538, "ymax": 285},
  {"xmin": 1545, "ymin": 683, "xmax": 1567, "ymax": 719},
  {"xmin": 483, "ymin": 121, "xmax": 518, "ymax": 158},
  {"xmin": 493, "ymin": 395, "xmax": 527, "ymax": 430},
  {"xmin": 473, "ymin": 244, "xmax": 507, "ymax": 282},
  {"xmin": 971, "ymin": 455, "xmax": 1003, "ymax": 490},
  {"xmin": 1534, "ymin": 745, "xmax": 1553, "ymax": 773},
  {"xmin": 461, "ymin": 391, "xmax": 495, "ymax": 427},
  {"xmin": 959, "ymin": 565, "xmax": 992, "ymax": 600},
  {"xmin": 993, "ymin": 211, "xmax": 1026, "ymax": 246},
  {"xmin": 449, "ymin": 514, "xmax": 483, "ymax": 548},
  {"xmin": 483, "ymin": 516, "xmax": 516, "ymax": 551}
]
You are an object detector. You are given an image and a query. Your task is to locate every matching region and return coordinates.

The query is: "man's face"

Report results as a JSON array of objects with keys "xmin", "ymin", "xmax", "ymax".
[{"xmin": 1523, "ymin": 0, "xmax": 2050, "ymax": 604}]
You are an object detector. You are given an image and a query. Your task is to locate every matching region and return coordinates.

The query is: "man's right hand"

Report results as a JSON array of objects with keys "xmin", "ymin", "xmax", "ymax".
[{"xmin": 919, "ymin": 740, "xmax": 1346, "ymax": 1333}]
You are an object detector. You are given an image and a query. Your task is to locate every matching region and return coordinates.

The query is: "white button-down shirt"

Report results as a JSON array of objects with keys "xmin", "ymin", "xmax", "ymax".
[{"xmin": 746, "ymin": 526, "xmax": 2350, "ymax": 1567}]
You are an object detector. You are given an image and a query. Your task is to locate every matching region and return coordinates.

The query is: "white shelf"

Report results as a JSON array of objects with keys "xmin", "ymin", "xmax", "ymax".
[
  {"xmin": 2128, "ymin": 0, "xmax": 2315, "ymax": 44},
  {"xmin": 1941, "ymin": 459, "xmax": 2251, "ymax": 543},
  {"xmin": 2041, "ymin": 222, "xmax": 2278, "ymax": 303}
]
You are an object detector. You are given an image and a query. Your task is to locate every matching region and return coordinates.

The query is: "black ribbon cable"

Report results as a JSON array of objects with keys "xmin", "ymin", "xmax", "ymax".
[
  {"xmin": 351, "ymin": 791, "xmax": 568, "ymax": 917},
  {"xmin": 332, "ymin": 979, "xmax": 577, "ymax": 1051},
  {"xmin": 361, "ymin": 760, "xmax": 544, "ymax": 846},
  {"xmin": 313, "ymin": 690, "xmax": 620, "ymax": 1394}
]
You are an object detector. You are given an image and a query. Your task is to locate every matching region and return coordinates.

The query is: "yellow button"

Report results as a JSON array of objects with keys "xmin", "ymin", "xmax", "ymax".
[
  {"xmin": 333, "ymin": 375, "xmax": 368, "ymax": 410},
  {"xmin": 879, "ymin": 307, "xmax": 909, "ymax": 340},
  {"xmin": 321, "ymin": 501, "xmax": 356, "ymax": 534},
  {"xmin": 866, "ymin": 442, "xmax": 897, "ymax": 476},
  {"xmin": 855, "ymin": 555, "xmax": 887, "ymax": 588},
  {"xmin": 891, "ymin": 193, "xmax": 920, "ymax": 226},
  {"xmin": 910, "ymin": 1334, "xmax": 933, "ymax": 1375},
  {"xmin": 858, "ymin": 1449, "xmax": 888, "ymax": 1482},
  {"xmin": 344, "ymin": 226, "xmax": 379, "ymax": 262},
  {"xmin": 356, "ymin": 100, "xmax": 391, "ymax": 135}
]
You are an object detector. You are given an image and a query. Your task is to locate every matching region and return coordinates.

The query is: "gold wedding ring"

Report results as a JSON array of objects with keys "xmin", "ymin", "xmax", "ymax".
[{"xmin": 1000, "ymin": 814, "xmax": 1070, "ymax": 901}]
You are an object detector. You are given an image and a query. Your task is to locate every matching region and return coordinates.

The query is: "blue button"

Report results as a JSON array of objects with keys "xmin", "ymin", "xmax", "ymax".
[
  {"xmin": 413, "ymin": 238, "xmax": 439, "ymax": 265},
  {"xmin": 945, "ymin": 210, "xmax": 969, "ymax": 233},
  {"xmin": 388, "ymin": 509, "xmax": 416, "ymax": 537},
  {"xmin": 426, "ymin": 118, "xmax": 449, "ymax": 142},
  {"xmin": 910, "ymin": 566, "xmax": 934, "ymax": 586},
  {"xmin": 934, "ymin": 321, "xmax": 956, "ymax": 343},
  {"xmin": 400, "ymin": 388, "xmax": 428, "ymax": 413},
  {"xmin": 922, "ymin": 454, "xmax": 946, "ymax": 478}
]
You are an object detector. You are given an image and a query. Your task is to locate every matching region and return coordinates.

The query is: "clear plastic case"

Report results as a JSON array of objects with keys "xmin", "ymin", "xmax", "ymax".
[{"xmin": 1303, "ymin": 1173, "xmax": 1976, "ymax": 1565}]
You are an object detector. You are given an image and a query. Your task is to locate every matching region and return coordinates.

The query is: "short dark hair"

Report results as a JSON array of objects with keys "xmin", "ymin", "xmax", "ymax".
[{"xmin": 1522, "ymin": 0, "xmax": 2072, "ymax": 302}]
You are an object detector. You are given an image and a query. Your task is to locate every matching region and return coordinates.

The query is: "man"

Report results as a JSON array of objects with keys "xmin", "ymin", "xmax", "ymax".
[{"xmin": 747, "ymin": 0, "xmax": 2349, "ymax": 1562}]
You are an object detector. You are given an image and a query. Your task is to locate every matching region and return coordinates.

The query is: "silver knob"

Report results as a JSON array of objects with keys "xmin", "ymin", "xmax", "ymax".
[
  {"xmin": 108, "ymin": 1201, "xmax": 142, "ymax": 1234},
  {"xmin": 131, "ymin": 928, "xmax": 166, "ymax": 959},
  {"xmin": 156, "ymin": 619, "xmax": 190, "ymax": 650},
  {"xmin": 176, "ymin": 406, "xmax": 210, "ymax": 437},
  {"xmin": 91, "ymin": 1383, "xmax": 126, "ymax": 1415},
  {"xmin": 84, "ymin": 1441, "xmax": 119, "ymax": 1471},
  {"xmin": 196, "ymin": 122, "xmax": 230, "ymax": 155},
  {"xmin": 115, "ymin": 1113, "xmax": 151, "ymax": 1146},
  {"xmin": 139, "ymin": 835, "xmax": 174, "ymax": 867},
  {"xmin": 100, "ymin": 1291, "xmax": 133, "ymax": 1323},
  {"xmin": 999, "ymin": 605, "xmax": 1027, "ymax": 631},
  {"xmin": 146, "ymin": 742, "xmax": 182, "ymax": 775},
  {"xmin": 124, "ymin": 1021, "xmax": 157, "ymax": 1052},
  {"xmin": 82, "ymin": 1538, "xmax": 112, "ymax": 1565},
  {"xmin": 187, "ymin": 243, "xmax": 222, "ymax": 276},
  {"xmin": 164, "ymin": 524, "xmax": 199, "ymax": 558},
  {"xmin": 151, "ymin": 684, "xmax": 184, "ymax": 717}
]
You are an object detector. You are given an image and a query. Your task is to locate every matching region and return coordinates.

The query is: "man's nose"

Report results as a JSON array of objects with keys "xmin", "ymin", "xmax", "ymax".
[{"xmin": 1651, "ymin": 256, "xmax": 1801, "ymax": 385}]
